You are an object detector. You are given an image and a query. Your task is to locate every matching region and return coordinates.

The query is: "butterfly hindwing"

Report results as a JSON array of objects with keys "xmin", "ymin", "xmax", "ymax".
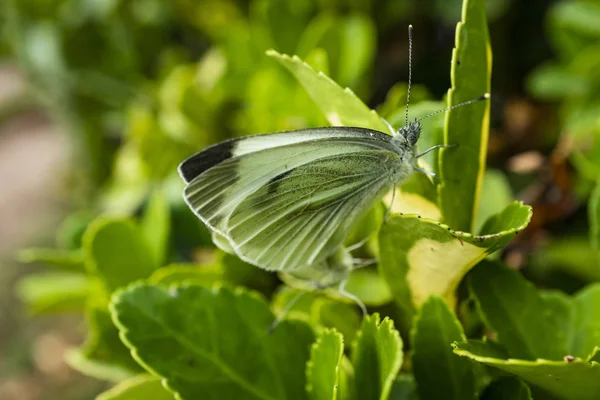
[{"xmin": 227, "ymin": 151, "xmax": 398, "ymax": 271}]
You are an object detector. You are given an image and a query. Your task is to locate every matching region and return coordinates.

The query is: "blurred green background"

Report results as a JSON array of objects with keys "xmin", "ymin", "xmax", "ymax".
[{"xmin": 1, "ymin": 0, "xmax": 600, "ymax": 398}]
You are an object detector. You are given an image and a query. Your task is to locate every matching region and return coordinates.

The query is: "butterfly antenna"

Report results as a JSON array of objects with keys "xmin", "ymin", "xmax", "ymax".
[
  {"xmin": 339, "ymin": 279, "xmax": 367, "ymax": 317},
  {"xmin": 405, "ymin": 24, "xmax": 413, "ymax": 128},
  {"xmin": 417, "ymin": 93, "xmax": 490, "ymax": 122},
  {"xmin": 267, "ymin": 290, "xmax": 308, "ymax": 333}
]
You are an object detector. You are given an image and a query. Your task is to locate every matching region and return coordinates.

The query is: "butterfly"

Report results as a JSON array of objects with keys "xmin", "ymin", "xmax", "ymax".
[{"xmin": 178, "ymin": 25, "xmax": 488, "ymax": 285}]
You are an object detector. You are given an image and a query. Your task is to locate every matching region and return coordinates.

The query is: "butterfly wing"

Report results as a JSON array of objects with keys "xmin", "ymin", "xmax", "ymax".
[
  {"xmin": 226, "ymin": 150, "xmax": 399, "ymax": 271},
  {"xmin": 180, "ymin": 127, "xmax": 403, "ymax": 271}
]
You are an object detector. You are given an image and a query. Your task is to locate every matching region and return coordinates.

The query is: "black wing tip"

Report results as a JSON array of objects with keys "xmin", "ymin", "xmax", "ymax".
[{"xmin": 178, "ymin": 139, "xmax": 237, "ymax": 183}]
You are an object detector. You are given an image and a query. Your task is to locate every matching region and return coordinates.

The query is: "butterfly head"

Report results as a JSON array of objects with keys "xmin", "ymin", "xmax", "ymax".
[{"xmin": 397, "ymin": 121, "xmax": 421, "ymax": 146}]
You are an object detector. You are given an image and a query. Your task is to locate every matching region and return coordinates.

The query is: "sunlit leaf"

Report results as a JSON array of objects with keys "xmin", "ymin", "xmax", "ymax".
[
  {"xmin": 352, "ymin": 314, "xmax": 403, "ymax": 400},
  {"xmin": 306, "ymin": 329, "xmax": 344, "ymax": 400}
]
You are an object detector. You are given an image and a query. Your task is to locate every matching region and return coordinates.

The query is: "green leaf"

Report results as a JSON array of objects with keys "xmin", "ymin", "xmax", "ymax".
[
  {"xmin": 590, "ymin": 347, "xmax": 600, "ymax": 363},
  {"xmin": 272, "ymin": 287, "xmax": 321, "ymax": 317},
  {"xmin": 149, "ymin": 264, "xmax": 223, "ymax": 287},
  {"xmin": 439, "ymin": 0, "xmax": 492, "ymax": 232},
  {"xmin": 296, "ymin": 14, "xmax": 376, "ymax": 92},
  {"xmin": 312, "ymin": 298, "xmax": 361, "ymax": 345},
  {"xmin": 64, "ymin": 348, "xmax": 134, "ymax": 383},
  {"xmin": 111, "ymin": 283, "xmax": 315, "ymax": 400},
  {"xmin": 56, "ymin": 211, "xmax": 95, "ymax": 250},
  {"xmin": 267, "ymin": 50, "xmax": 388, "ymax": 132},
  {"xmin": 589, "ymin": 180, "xmax": 600, "ymax": 251},
  {"xmin": 141, "ymin": 188, "xmax": 171, "ymax": 267},
  {"xmin": 16, "ymin": 272, "xmax": 90, "ymax": 314},
  {"xmin": 352, "ymin": 313, "xmax": 403, "ymax": 400},
  {"xmin": 468, "ymin": 261, "xmax": 568, "ymax": 360},
  {"xmin": 474, "ymin": 169, "xmax": 513, "ymax": 235},
  {"xmin": 527, "ymin": 63, "xmax": 589, "ymax": 100},
  {"xmin": 549, "ymin": 2, "xmax": 600, "ymax": 38},
  {"xmin": 129, "ymin": 102, "xmax": 190, "ymax": 179},
  {"xmin": 18, "ymin": 248, "xmax": 84, "ymax": 271},
  {"xmin": 453, "ymin": 341, "xmax": 600, "ymax": 400},
  {"xmin": 101, "ymin": 143, "xmax": 150, "ymax": 215},
  {"xmin": 389, "ymin": 375, "xmax": 418, "ymax": 400},
  {"xmin": 306, "ymin": 329, "xmax": 344, "ymax": 400},
  {"xmin": 337, "ymin": 15, "xmax": 376, "ymax": 90},
  {"xmin": 221, "ymin": 252, "xmax": 278, "ymax": 296},
  {"xmin": 378, "ymin": 202, "xmax": 531, "ymax": 332},
  {"xmin": 344, "ymin": 268, "xmax": 393, "ymax": 307},
  {"xmin": 250, "ymin": 0, "xmax": 313, "ymax": 55},
  {"xmin": 84, "ymin": 217, "xmax": 158, "ymax": 292},
  {"xmin": 528, "ymin": 237, "xmax": 600, "ymax": 285},
  {"xmin": 391, "ymin": 173, "xmax": 440, "ymax": 220},
  {"xmin": 272, "ymin": 288, "xmax": 361, "ymax": 343},
  {"xmin": 473, "ymin": 271, "xmax": 600, "ymax": 362},
  {"xmin": 81, "ymin": 301, "xmax": 143, "ymax": 375},
  {"xmin": 96, "ymin": 375, "xmax": 175, "ymax": 400},
  {"xmin": 564, "ymin": 284, "xmax": 600, "ymax": 358},
  {"xmin": 480, "ymin": 377, "xmax": 532, "ymax": 400},
  {"xmin": 411, "ymin": 297, "xmax": 476, "ymax": 400}
]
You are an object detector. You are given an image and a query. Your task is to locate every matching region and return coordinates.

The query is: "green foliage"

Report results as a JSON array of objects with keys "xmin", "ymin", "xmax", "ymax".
[
  {"xmin": 268, "ymin": 50, "xmax": 388, "ymax": 132},
  {"xmin": 378, "ymin": 202, "xmax": 531, "ymax": 333},
  {"xmin": 527, "ymin": 1, "xmax": 600, "ymax": 182},
  {"xmin": 479, "ymin": 377, "xmax": 532, "ymax": 400},
  {"xmin": 111, "ymin": 283, "xmax": 315, "ymax": 400},
  {"xmin": 306, "ymin": 329, "xmax": 344, "ymax": 400},
  {"xmin": 454, "ymin": 342, "xmax": 600, "ymax": 400},
  {"xmin": 96, "ymin": 375, "xmax": 175, "ymax": 400},
  {"xmin": 411, "ymin": 297, "xmax": 476, "ymax": 400},
  {"xmin": 84, "ymin": 217, "xmax": 159, "ymax": 292},
  {"xmin": 351, "ymin": 314, "xmax": 403, "ymax": 400},
  {"xmin": 469, "ymin": 261, "xmax": 567, "ymax": 360},
  {"xmin": 16, "ymin": 272, "xmax": 90, "ymax": 314},
  {"xmin": 9, "ymin": 0, "xmax": 600, "ymax": 399},
  {"xmin": 439, "ymin": 0, "xmax": 492, "ymax": 232},
  {"xmin": 471, "ymin": 262, "xmax": 600, "ymax": 360}
]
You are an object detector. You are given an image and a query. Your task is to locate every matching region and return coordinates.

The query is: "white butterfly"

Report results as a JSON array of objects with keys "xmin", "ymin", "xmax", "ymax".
[{"xmin": 178, "ymin": 26, "xmax": 488, "ymax": 281}]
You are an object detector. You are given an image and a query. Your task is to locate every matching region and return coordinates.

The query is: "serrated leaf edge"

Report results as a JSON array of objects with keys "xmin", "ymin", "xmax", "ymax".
[
  {"xmin": 351, "ymin": 313, "xmax": 403, "ymax": 400},
  {"xmin": 452, "ymin": 342, "xmax": 600, "ymax": 368},
  {"xmin": 394, "ymin": 200, "xmax": 532, "ymax": 243},
  {"xmin": 306, "ymin": 328, "xmax": 344, "ymax": 400}
]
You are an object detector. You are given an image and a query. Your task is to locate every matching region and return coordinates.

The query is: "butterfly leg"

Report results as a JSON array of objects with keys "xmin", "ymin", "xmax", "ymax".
[
  {"xmin": 414, "ymin": 167, "xmax": 436, "ymax": 177},
  {"xmin": 383, "ymin": 185, "xmax": 396, "ymax": 224},
  {"xmin": 338, "ymin": 278, "xmax": 367, "ymax": 317},
  {"xmin": 347, "ymin": 236, "xmax": 371, "ymax": 252},
  {"xmin": 352, "ymin": 258, "xmax": 377, "ymax": 268},
  {"xmin": 267, "ymin": 289, "xmax": 309, "ymax": 333},
  {"xmin": 416, "ymin": 143, "xmax": 457, "ymax": 158}
]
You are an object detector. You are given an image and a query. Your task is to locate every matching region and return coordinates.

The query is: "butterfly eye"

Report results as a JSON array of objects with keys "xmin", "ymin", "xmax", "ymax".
[{"xmin": 406, "ymin": 122, "xmax": 421, "ymax": 145}]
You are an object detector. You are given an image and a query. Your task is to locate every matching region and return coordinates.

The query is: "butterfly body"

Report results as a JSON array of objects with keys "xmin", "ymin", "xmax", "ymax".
[{"xmin": 179, "ymin": 126, "xmax": 420, "ymax": 274}]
